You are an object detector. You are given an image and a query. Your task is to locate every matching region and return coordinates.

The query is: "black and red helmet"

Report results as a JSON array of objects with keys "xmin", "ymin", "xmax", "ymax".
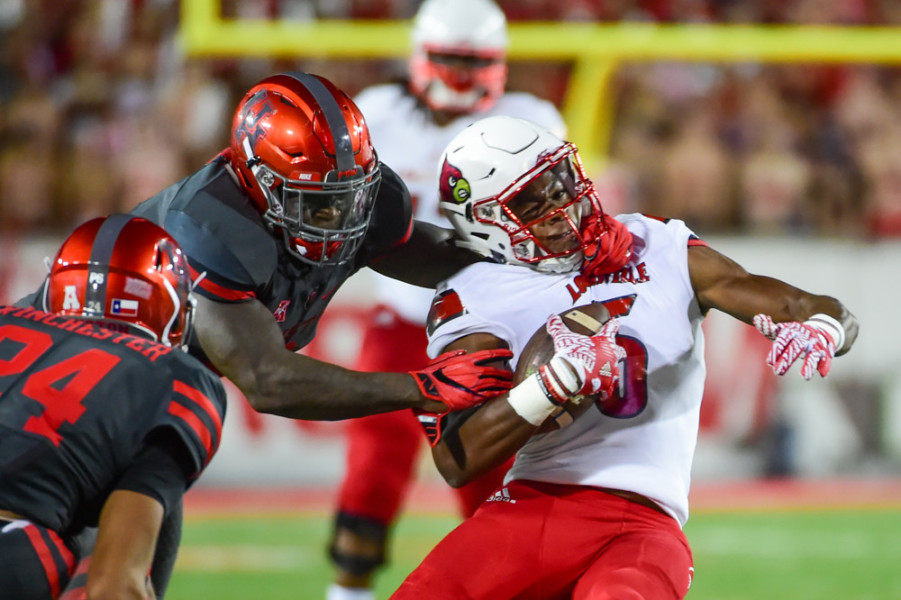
[
  {"xmin": 229, "ymin": 72, "xmax": 381, "ymax": 266},
  {"xmin": 45, "ymin": 215, "xmax": 194, "ymax": 349}
]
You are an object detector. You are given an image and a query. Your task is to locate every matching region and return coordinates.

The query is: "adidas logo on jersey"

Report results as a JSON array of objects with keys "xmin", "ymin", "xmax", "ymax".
[{"xmin": 486, "ymin": 487, "xmax": 516, "ymax": 504}]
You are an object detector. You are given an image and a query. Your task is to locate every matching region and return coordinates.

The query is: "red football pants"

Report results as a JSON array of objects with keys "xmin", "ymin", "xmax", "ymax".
[
  {"xmin": 391, "ymin": 480, "xmax": 694, "ymax": 600},
  {"xmin": 337, "ymin": 306, "xmax": 512, "ymax": 523}
]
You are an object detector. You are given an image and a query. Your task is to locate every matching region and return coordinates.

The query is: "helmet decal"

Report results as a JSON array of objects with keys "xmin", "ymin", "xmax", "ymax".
[
  {"xmin": 62, "ymin": 285, "xmax": 80, "ymax": 310},
  {"xmin": 124, "ymin": 277, "xmax": 153, "ymax": 298},
  {"xmin": 110, "ymin": 298, "xmax": 139, "ymax": 317},
  {"xmin": 234, "ymin": 89, "xmax": 276, "ymax": 159},
  {"xmin": 439, "ymin": 159, "xmax": 470, "ymax": 204}
]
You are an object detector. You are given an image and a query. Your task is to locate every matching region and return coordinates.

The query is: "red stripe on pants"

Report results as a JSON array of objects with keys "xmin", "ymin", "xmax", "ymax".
[{"xmin": 23, "ymin": 524, "xmax": 74, "ymax": 598}]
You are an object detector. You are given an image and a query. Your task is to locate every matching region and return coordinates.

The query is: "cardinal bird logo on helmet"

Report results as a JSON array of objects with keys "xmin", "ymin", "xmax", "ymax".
[{"xmin": 439, "ymin": 159, "xmax": 470, "ymax": 205}]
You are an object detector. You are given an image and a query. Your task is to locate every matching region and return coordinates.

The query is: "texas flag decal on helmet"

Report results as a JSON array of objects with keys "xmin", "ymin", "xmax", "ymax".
[{"xmin": 111, "ymin": 298, "xmax": 139, "ymax": 317}]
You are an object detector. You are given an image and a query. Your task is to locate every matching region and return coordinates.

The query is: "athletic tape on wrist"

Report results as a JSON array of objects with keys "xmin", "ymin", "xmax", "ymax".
[
  {"xmin": 537, "ymin": 357, "xmax": 579, "ymax": 405},
  {"xmin": 506, "ymin": 373, "xmax": 559, "ymax": 426},
  {"xmin": 805, "ymin": 313, "xmax": 845, "ymax": 351},
  {"xmin": 546, "ymin": 355, "xmax": 581, "ymax": 395}
]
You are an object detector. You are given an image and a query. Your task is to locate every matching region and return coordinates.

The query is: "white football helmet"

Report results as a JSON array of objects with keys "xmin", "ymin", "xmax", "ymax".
[
  {"xmin": 438, "ymin": 116, "xmax": 605, "ymax": 273},
  {"xmin": 409, "ymin": 0, "xmax": 508, "ymax": 114}
]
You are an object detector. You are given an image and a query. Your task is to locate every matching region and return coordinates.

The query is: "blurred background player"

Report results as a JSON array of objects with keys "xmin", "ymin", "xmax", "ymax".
[
  {"xmin": 391, "ymin": 115, "xmax": 859, "ymax": 599},
  {"xmin": 325, "ymin": 1, "xmax": 566, "ymax": 598},
  {"xmin": 0, "ymin": 215, "xmax": 227, "ymax": 599}
]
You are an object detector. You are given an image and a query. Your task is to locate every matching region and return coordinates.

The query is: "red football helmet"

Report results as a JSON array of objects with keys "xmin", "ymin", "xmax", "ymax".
[
  {"xmin": 45, "ymin": 215, "xmax": 194, "ymax": 349},
  {"xmin": 409, "ymin": 0, "xmax": 508, "ymax": 115},
  {"xmin": 229, "ymin": 72, "xmax": 381, "ymax": 266}
]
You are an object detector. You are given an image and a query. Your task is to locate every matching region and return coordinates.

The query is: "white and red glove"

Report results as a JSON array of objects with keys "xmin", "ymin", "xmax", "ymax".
[
  {"xmin": 544, "ymin": 314, "xmax": 626, "ymax": 400},
  {"xmin": 753, "ymin": 313, "xmax": 845, "ymax": 380},
  {"xmin": 411, "ymin": 348, "xmax": 514, "ymax": 412}
]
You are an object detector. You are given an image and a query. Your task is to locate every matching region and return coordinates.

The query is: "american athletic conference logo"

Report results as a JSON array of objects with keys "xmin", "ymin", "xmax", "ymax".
[{"xmin": 486, "ymin": 487, "xmax": 516, "ymax": 504}]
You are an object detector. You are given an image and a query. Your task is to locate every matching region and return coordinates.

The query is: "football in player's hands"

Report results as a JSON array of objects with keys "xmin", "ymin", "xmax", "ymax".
[{"xmin": 514, "ymin": 302, "xmax": 614, "ymax": 433}]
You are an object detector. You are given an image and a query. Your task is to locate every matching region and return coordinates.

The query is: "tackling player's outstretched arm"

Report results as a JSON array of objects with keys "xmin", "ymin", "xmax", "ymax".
[
  {"xmin": 688, "ymin": 244, "xmax": 859, "ymax": 378},
  {"xmin": 368, "ymin": 221, "xmax": 483, "ymax": 289},
  {"xmin": 429, "ymin": 333, "xmax": 536, "ymax": 488},
  {"xmin": 193, "ymin": 295, "xmax": 512, "ymax": 420}
]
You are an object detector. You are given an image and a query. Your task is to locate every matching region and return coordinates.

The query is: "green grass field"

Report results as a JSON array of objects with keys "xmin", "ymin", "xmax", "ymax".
[{"xmin": 167, "ymin": 506, "xmax": 901, "ymax": 599}]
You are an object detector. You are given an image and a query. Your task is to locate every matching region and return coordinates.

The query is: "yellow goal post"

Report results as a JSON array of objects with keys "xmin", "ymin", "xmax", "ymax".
[{"xmin": 180, "ymin": 0, "xmax": 901, "ymax": 171}]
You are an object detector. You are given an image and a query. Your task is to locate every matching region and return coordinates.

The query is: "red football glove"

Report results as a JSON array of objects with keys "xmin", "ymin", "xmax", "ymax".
[
  {"xmin": 579, "ymin": 213, "xmax": 634, "ymax": 283},
  {"xmin": 411, "ymin": 348, "xmax": 514, "ymax": 412},
  {"xmin": 753, "ymin": 314, "xmax": 839, "ymax": 380},
  {"xmin": 545, "ymin": 314, "xmax": 625, "ymax": 399}
]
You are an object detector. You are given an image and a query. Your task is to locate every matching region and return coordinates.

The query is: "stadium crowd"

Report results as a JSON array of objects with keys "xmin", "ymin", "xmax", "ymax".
[{"xmin": 2, "ymin": 0, "xmax": 901, "ymax": 240}]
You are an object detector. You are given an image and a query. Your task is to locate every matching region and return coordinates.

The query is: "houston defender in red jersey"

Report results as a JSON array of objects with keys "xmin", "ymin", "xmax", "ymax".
[{"xmin": 0, "ymin": 216, "xmax": 227, "ymax": 599}]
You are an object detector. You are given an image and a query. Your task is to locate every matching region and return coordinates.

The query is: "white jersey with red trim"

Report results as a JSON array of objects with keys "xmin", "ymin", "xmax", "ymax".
[
  {"xmin": 355, "ymin": 83, "xmax": 566, "ymax": 324},
  {"xmin": 426, "ymin": 214, "xmax": 707, "ymax": 527}
]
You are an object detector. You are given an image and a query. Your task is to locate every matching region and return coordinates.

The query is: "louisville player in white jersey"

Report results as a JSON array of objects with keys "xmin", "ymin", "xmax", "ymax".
[
  {"xmin": 326, "ymin": 1, "xmax": 565, "ymax": 598},
  {"xmin": 390, "ymin": 115, "xmax": 859, "ymax": 599}
]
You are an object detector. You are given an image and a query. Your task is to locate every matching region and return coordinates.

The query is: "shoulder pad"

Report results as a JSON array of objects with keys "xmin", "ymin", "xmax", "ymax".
[
  {"xmin": 164, "ymin": 193, "xmax": 277, "ymax": 289},
  {"xmin": 426, "ymin": 289, "xmax": 467, "ymax": 337},
  {"xmin": 135, "ymin": 162, "xmax": 278, "ymax": 294},
  {"xmin": 493, "ymin": 92, "xmax": 566, "ymax": 138}
]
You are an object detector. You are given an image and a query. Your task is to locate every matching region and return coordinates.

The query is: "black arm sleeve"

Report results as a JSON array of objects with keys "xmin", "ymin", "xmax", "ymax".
[
  {"xmin": 439, "ymin": 404, "xmax": 483, "ymax": 441},
  {"xmin": 150, "ymin": 497, "xmax": 182, "ymax": 599},
  {"xmin": 114, "ymin": 429, "xmax": 194, "ymax": 515}
]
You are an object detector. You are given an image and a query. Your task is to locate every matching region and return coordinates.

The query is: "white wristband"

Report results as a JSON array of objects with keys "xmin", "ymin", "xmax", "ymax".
[
  {"xmin": 805, "ymin": 313, "xmax": 845, "ymax": 351},
  {"xmin": 506, "ymin": 373, "xmax": 559, "ymax": 426},
  {"xmin": 544, "ymin": 355, "xmax": 582, "ymax": 396}
]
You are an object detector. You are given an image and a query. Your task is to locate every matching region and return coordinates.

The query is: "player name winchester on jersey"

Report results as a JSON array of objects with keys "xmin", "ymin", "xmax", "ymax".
[{"xmin": 0, "ymin": 305, "xmax": 174, "ymax": 362}]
